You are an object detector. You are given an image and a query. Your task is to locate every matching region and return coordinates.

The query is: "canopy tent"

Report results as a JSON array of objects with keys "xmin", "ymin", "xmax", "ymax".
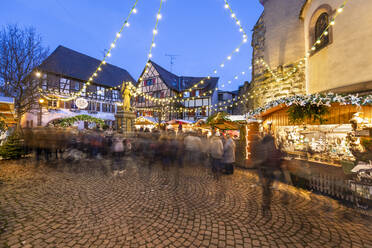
[{"xmin": 0, "ymin": 97, "xmax": 16, "ymax": 126}]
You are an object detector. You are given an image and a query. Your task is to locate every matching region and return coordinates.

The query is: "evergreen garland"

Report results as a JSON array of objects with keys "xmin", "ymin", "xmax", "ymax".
[
  {"xmin": 248, "ymin": 93, "xmax": 372, "ymax": 116},
  {"xmin": 287, "ymin": 103, "xmax": 329, "ymax": 124},
  {"xmin": 53, "ymin": 115, "xmax": 105, "ymax": 128}
]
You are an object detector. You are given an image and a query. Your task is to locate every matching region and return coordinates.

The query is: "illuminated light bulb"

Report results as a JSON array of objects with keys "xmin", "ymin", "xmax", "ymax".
[
  {"xmin": 152, "ymin": 43, "xmax": 156, "ymax": 47},
  {"xmin": 35, "ymin": 72, "xmax": 41, "ymax": 78},
  {"xmin": 324, "ymin": 30, "xmax": 329, "ymax": 36},
  {"xmin": 157, "ymin": 14, "xmax": 162, "ymax": 20},
  {"xmin": 311, "ymin": 46, "xmax": 316, "ymax": 51},
  {"xmin": 249, "ymin": 66, "xmax": 252, "ymax": 70},
  {"xmin": 236, "ymin": 21, "xmax": 240, "ymax": 25},
  {"xmin": 207, "ymin": 76, "xmax": 211, "ymax": 79},
  {"xmin": 222, "ymin": 84, "xmax": 225, "ymax": 87},
  {"xmin": 153, "ymin": 29, "xmax": 158, "ymax": 35},
  {"xmin": 116, "ymin": 33, "xmax": 121, "ymax": 38},
  {"xmin": 231, "ymin": 13, "xmax": 236, "ymax": 18},
  {"xmin": 224, "ymin": 3, "xmax": 229, "ymax": 8},
  {"xmin": 239, "ymin": 28, "xmax": 243, "ymax": 32},
  {"xmin": 125, "ymin": 22, "xmax": 130, "ymax": 27},
  {"xmin": 220, "ymin": 64, "xmax": 224, "ymax": 68},
  {"xmin": 243, "ymin": 39, "xmax": 247, "ymax": 43},
  {"xmin": 148, "ymin": 53, "xmax": 153, "ymax": 58},
  {"xmin": 111, "ymin": 43, "xmax": 115, "ymax": 48},
  {"xmin": 235, "ymin": 76, "xmax": 238, "ymax": 79},
  {"xmin": 242, "ymin": 71, "xmax": 245, "ymax": 75},
  {"xmin": 235, "ymin": 48, "xmax": 240, "ymax": 52},
  {"xmin": 93, "ymin": 73, "xmax": 98, "ymax": 77},
  {"xmin": 102, "ymin": 61, "xmax": 106, "ymax": 64},
  {"xmin": 200, "ymin": 80, "xmax": 204, "ymax": 84},
  {"xmin": 107, "ymin": 53, "xmax": 111, "ymax": 57},
  {"xmin": 133, "ymin": 8, "xmax": 137, "ymax": 13},
  {"xmin": 228, "ymin": 81, "xmax": 232, "ymax": 84},
  {"xmin": 316, "ymin": 40, "xmax": 321, "ymax": 44},
  {"xmin": 330, "ymin": 20, "xmax": 335, "ymax": 25},
  {"xmin": 98, "ymin": 67, "xmax": 102, "ymax": 71},
  {"xmin": 227, "ymin": 56, "xmax": 231, "ymax": 60},
  {"xmin": 337, "ymin": 7, "xmax": 343, "ymax": 13}
]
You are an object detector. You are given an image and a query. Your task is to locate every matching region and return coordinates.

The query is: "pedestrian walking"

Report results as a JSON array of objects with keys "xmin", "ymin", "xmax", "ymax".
[
  {"xmin": 257, "ymin": 133, "xmax": 282, "ymax": 216},
  {"xmin": 222, "ymin": 134, "xmax": 236, "ymax": 175},
  {"xmin": 209, "ymin": 133, "xmax": 224, "ymax": 179}
]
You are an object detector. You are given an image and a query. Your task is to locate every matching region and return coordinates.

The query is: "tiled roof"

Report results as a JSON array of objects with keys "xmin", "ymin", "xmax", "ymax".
[
  {"xmin": 38, "ymin": 45, "xmax": 135, "ymax": 87},
  {"xmin": 147, "ymin": 60, "xmax": 219, "ymax": 95}
]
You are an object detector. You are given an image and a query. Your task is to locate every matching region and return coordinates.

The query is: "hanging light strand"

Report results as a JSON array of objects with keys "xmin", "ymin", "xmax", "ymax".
[
  {"xmin": 260, "ymin": 0, "xmax": 350, "ymax": 81},
  {"xmin": 38, "ymin": 0, "xmax": 139, "ymax": 102},
  {"xmin": 139, "ymin": 0, "xmax": 164, "ymax": 83}
]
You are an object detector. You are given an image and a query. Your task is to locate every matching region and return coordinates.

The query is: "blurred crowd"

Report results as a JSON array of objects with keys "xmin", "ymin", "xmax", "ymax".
[{"xmin": 22, "ymin": 128, "xmax": 238, "ymax": 177}]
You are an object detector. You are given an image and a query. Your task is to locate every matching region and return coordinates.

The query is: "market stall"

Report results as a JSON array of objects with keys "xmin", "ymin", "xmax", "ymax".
[
  {"xmin": 135, "ymin": 116, "xmax": 158, "ymax": 131},
  {"xmin": 0, "ymin": 97, "xmax": 16, "ymax": 127},
  {"xmin": 166, "ymin": 119, "xmax": 194, "ymax": 132}
]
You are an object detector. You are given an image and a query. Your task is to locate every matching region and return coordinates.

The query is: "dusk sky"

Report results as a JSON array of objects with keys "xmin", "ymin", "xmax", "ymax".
[{"xmin": 1, "ymin": 0, "xmax": 263, "ymax": 91}]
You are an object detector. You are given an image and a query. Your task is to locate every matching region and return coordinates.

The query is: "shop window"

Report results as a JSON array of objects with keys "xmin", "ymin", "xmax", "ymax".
[{"xmin": 48, "ymin": 100, "xmax": 57, "ymax": 108}]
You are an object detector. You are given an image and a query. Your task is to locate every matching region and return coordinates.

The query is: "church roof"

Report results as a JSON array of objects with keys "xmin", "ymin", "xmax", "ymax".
[
  {"xmin": 38, "ymin": 45, "xmax": 136, "ymax": 88},
  {"xmin": 144, "ymin": 60, "xmax": 219, "ymax": 95}
]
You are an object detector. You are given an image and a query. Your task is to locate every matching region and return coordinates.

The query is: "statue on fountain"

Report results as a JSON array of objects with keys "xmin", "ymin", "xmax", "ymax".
[{"xmin": 121, "ymin": 81, "xmax": 132, "ymax": 111}]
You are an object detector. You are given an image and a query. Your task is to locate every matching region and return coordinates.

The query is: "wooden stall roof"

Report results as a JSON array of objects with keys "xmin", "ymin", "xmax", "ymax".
[
  {"xmin": 0, "ymin": 97, "xmax": 16, "ymax": 124},
  {"xmin": 259, "ymin": 104, "xmax": 286, "ymax": 117}
]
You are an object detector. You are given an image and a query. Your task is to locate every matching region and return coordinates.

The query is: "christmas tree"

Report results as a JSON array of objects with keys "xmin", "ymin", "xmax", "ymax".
[{"xmin": 0, "ymin": 133, "xmax": 25, "ymax": 160}]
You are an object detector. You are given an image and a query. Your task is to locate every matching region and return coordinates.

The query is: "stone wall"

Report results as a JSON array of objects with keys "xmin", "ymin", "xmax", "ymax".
[{"xmin": 247, "ymin": 9, "xmax": 306, "ymax": 110}]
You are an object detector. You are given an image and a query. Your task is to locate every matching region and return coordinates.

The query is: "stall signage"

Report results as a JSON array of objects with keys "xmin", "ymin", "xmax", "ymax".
[
  {"xmin": 356, "ymin": 130, "xmax": 370, "ymax": 137},
  {"xmin": 75, "ymin": 98, "xmax": 88, "ymax": 109}
]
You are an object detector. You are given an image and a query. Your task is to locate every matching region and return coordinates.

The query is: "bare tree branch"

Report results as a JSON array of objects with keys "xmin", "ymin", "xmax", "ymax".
[{"xmin": 0, "ymin": 24, "xmax": 49, "ymax": 128}]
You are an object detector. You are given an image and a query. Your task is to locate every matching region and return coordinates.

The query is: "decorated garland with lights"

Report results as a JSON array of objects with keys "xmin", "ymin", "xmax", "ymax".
[
  {"xmin": 248, "ymin": 93, "xmax": 372, "ymax": 117},
  {"xmin": 51, "ymin": 115, "xmax": 105, "ymax": 128}
]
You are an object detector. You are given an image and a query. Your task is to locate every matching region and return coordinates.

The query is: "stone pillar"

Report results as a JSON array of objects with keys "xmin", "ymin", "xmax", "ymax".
[{"xmin": 115, "ymin": 108, "xmax": 136, "ymax": 133}]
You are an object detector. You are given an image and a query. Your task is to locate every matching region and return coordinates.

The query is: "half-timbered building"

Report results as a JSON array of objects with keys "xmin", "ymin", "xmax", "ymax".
[
  {"xmin": 134, "ymin": 60, "xmax": 219, "ymax": 121},
  {"xmin": 23, "ymin": 45, "xmax": 135, "ymax": 128}
]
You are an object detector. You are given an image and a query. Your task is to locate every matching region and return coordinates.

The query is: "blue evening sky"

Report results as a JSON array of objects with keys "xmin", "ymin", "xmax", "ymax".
[{"xmin": 1, "ymin": 0, "xmax": 263, "ymax": 91}]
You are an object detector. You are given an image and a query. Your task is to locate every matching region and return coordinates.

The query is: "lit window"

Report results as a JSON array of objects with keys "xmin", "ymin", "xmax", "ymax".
[
  {"xmin": 60, "ymin": 78, "xmax": 70, "ymax": 94},
  {"xmin": 97, "ymin": 86, "xmax": 105, "ymax": 100}
]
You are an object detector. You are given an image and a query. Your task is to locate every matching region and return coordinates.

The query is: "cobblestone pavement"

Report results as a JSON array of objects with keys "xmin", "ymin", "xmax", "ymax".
[{"xmin": 0, "ymin": 159, "xmax": 372, "ymax": 248}]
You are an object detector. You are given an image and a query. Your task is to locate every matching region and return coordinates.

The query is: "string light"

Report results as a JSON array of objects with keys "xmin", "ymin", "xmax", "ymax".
[
  {"xmin": 257, "ymin": 0, "xmax": 350, "ymax": 84},
  {"xmin": 38, "ymin": 0, "xmax": 140, "ymax": 102}
]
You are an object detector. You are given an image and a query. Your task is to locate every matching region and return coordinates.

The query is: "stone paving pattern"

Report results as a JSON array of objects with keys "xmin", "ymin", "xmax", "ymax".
[{"xmin": 0, "ymin": 159, "xmax": 372, "ymax": 248}]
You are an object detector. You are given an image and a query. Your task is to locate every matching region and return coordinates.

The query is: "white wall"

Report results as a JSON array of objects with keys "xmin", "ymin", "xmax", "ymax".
[
  {"xmin": 262, "ymin": 0, "xmax": 307, "ymax": 68},
  {"xmin": 303, "ymin": 0, "xmax": 372, "ymax": 93}
]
